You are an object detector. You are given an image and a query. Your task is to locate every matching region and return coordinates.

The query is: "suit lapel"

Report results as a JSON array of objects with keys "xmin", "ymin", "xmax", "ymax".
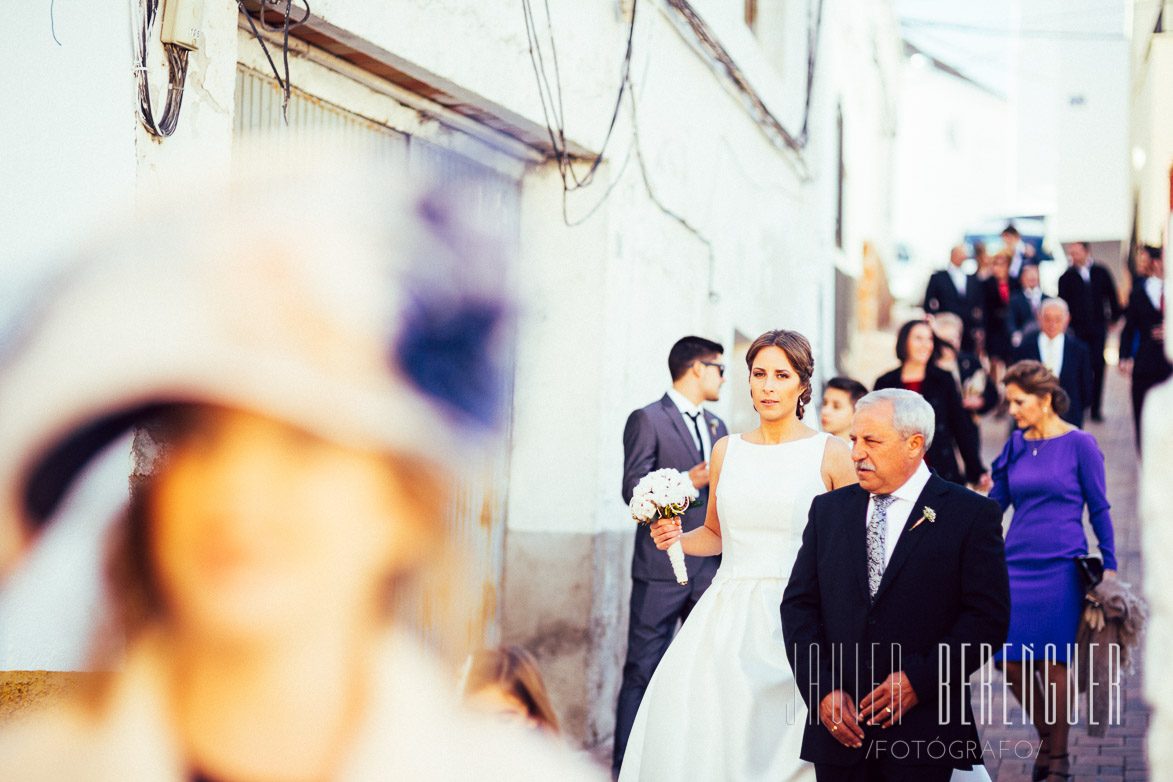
[
  {"xmin": 703, "ymin": 409, "xmax": 726, "ymax": 441},
  {"xmin": 659, "ymin": 395, "xmax": 702, "ymax": 462},
  {"xmin": 872, "ymin": 474, "xmax": 948, "ymax": 604}
]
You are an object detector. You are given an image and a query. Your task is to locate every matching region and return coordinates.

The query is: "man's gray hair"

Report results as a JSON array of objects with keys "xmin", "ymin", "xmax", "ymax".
[
  {"xmin": 855, "ymin": 389, "xmax": 935, "ymax": 452},
  {"xmin": 1039, "ymin": 297, "xmax": 1069, "ymax": 317}
]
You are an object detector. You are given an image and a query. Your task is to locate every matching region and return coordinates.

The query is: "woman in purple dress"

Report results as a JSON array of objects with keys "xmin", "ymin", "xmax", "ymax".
[{"xmin": 991, "ymin": 361, "xmax": 1117, "ymax": 782}]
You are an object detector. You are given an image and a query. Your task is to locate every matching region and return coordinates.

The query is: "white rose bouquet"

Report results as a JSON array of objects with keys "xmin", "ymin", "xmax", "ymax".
[{"xmin": 630, "ymin": 468, "xmax": 701, "ymax": 585}]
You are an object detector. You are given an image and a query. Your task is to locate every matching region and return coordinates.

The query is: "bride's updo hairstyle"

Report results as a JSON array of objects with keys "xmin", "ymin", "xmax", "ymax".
[{"xmin": 745, "ymin": 330, "xmax": 814, "ymax": 418}]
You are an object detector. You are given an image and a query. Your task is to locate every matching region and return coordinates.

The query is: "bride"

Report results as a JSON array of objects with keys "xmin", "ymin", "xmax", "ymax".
[{"xmin": 618, "ymin": 329, "xmax": 855, "ymax": 782}]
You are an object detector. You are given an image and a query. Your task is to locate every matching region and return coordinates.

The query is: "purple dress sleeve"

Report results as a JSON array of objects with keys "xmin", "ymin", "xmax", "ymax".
[
  {"xmin": 1075, "ymin": 432, "xmax": 1117, "ymax": 570},
  {"xmin": 988, "ymin": 432, "xmax": 1019, "ymax": 512}
]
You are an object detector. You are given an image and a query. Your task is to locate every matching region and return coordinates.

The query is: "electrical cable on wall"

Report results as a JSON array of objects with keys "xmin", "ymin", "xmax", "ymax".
[
  {"xmin": 521, "ymin": 0, "xmax": 637, "ymax": 200},
  {"xmin": 236, "ymin": 0, "xmax": 311, "ymax": 122},
  {"xmin": 130, "ymin": 0, "xmax": 190, "ymax": 137}
]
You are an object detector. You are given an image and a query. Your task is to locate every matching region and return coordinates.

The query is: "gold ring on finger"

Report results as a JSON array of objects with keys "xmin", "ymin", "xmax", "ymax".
[{"xmin": 831, "ymin": 725, "xmax": 838, "ymax": 731}]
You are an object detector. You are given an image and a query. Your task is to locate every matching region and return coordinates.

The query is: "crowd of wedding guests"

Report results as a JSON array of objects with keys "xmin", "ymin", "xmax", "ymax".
[
  {"xmin": 922, "ymin": 226, "xmax": 1169, "ymax": 452},
  {"xmin": 611, "ymin": 227, "xmax": 1163, "ymax": 780}
]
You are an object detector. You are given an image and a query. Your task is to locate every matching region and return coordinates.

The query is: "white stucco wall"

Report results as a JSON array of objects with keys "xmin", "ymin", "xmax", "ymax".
[{"xmin": 891, "ymin": 58, "xmax": 1015, "ymax": 301}]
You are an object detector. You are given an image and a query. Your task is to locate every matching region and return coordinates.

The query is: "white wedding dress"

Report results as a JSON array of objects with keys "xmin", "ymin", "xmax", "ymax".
[
  {"xmin": 617, "ymin": 432, "xmax": 993, "ymax": 782},
  {"xmin": 618, "ymin": 432, "xmax": 827, "ymax": 782}
]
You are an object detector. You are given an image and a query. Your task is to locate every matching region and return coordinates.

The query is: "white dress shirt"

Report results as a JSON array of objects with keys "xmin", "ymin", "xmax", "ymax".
[
  {"xmin": 947, "ymin": 265, "xmax": 968, "ymax": 297},
  {"xmin": 667, "ymin": 387, "xmax": 712, "ymax": 462},
  {"xmin": 1024, "ymin": 287, "xmax": 1044, "ymax": 315},
  {"xmin": 1038, "ymin": 333, "xmax": 1065, "ymax": 377},
  {"xmin": 1078, "ymin": 264, "xmax": 1091, "ymax": 283},
  {"xmin": 866, "ymin": 461, "xmax": 932, "ymax": 566},
  {"xmin": 1145, "ymin": 276, "xmax": 1164, "ymax": 311}
]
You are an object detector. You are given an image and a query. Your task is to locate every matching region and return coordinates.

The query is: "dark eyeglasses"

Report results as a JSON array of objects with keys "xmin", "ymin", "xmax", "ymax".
[{"xmin": 699, "ymin": 361, "xmax": 725, "ymax": 377}]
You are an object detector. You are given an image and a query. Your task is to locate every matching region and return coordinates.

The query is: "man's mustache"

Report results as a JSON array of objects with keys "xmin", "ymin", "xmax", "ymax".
[{"xmin": 855, "ymin": 459, "xmax": 876, "ymax": 472}]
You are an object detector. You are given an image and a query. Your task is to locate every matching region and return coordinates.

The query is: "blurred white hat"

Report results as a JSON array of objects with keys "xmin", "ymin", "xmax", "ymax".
[{"xmin": 0, "ymin": 149, "xmax": 513, "ymax": 570}]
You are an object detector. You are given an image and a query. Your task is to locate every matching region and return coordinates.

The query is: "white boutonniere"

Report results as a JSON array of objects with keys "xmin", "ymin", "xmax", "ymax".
[
  {"xmin": 910, "ymin": 507, "xmax": 937, "ymax": 531},
  {"xmin": 709, "ymin": 417, "xmax": 719, "ymax": 437}
]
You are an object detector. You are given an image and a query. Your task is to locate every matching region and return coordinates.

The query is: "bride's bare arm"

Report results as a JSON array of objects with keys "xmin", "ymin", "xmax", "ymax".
[
  {"xmin": 649, "ymin": 436, "xmax": 727, "ymax": 556},
  {"xmin": 821, "ymin": 435, "xmax": 857, "ymax": 490}
]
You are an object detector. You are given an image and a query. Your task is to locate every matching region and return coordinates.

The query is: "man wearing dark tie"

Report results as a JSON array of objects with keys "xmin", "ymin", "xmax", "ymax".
[
  {"xmin": 923, "ymin": 246, "xmax": 984, "ymax": 353},
  {"xmin": 613, "ymin": 336, "xmax": 728, "ymax": 777},
  {"xmin": 1012, "ymin": 263, "xmax": 1046, "ymax": 345},
  {"xmin": 782, "ymin": 389, "xmax": 1009, "ymax": 782},
  {"xmin": 1119, "ymin": 245, "xmax": 1170, "ymax": 450},
  {"xmin": 1057, "ymin": 242, "xmax": 1121, "ymax": 422},
  {"xmin": 1011, "ymin": 298, "xmax": 1093, "ymax": 427}
]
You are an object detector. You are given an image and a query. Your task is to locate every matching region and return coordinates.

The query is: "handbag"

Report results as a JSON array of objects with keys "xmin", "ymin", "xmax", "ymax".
[{"xmin": 1074, "ymin": 555, "xmax": 1104, "ymax": 593}]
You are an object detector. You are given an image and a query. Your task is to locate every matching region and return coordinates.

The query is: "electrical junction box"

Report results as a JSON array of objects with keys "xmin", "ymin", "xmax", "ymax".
[{"xmin": 160, "ymin": 0, "xmax": 205, "ymax": 50}]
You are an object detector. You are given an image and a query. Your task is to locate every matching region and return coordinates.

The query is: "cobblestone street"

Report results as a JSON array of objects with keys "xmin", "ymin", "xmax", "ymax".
[{"xmin": 975, "ymin": 367, "xmax": 1151, "ymax": 782}]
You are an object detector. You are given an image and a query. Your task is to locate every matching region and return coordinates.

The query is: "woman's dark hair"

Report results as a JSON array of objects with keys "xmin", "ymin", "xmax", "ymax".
[
  {"xmin": 894, "ymin": 319, "xmax": 941, "ymax": 365},
  {"xmin": 1003, "ymin": 360, "xmax": 1070, "ymax": 415},
  {"xmin": 668, "ymin": 336, "xmax": 725, "ymax": 381},
  {"xmin": 824, "ymin": 376, "xmax": 868, "ymax": 406},
  {"xmin": 745, "ymin": 330, "xmax": 814, "ymax": 417},
  {"xmin": 463, "ymin": 645, "xmax": 561, "ymax": 735}
]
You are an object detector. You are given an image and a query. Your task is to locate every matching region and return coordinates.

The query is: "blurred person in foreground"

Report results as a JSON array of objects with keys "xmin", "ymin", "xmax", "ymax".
[
  {"xmin": 874, "ymin": 320, "xmax": 990, "ymax": 491},
  {"xmin": 820, "ymin": 376, "xmax": 869, "ymax": 443},
  {"xmin": 990, "ymin": 361, "xmax": 1117, "ymax": 782},
  {"xmin": 462, "ymin": 646, "xmax": 561, "ymax": 737},
  {"xmin": 1011, "ymin": 299, "xmax": 1092, "ymax": 428},
  {"xmin": 1119, "ymin": 245, "xmax": 1169, "ymax": 451},
  {"xmin": 0, "ymin": 153, "xmax": 601, "ymax": 782}
]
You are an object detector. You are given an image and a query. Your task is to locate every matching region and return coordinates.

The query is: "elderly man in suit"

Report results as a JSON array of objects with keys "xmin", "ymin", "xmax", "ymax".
[
  {"xmin": 1011, "ymin": 298, "xmax": 1093, "ymax": 427},
  {"xmin": 923, "ymin": 246, "xmax": 984, "ymax": 353},
  {"xmin": 1120, "ymin": 245, "xmax": 1170, "ymax": 450},
  {"xmin": 1058, "ymin": 242, "xmax": 1121, "ymax": 422},
  {"xmin": 613, "ymin": 336, "xmax": 728, "ymax": 777},
  {"xmin": 782, "ymin": 389, "xmax": 1009, "ymax": 782}
]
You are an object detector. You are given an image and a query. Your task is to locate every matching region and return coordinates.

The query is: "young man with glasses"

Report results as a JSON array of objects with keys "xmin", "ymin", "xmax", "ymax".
[{"xmin": 612, "ymin": 336, "xmax": 727, "ymax": 778}]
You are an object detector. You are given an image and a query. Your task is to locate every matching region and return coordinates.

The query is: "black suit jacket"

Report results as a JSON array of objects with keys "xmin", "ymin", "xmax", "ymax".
[
  {"xmin": 622, "ymin": 394, "xmax": 728, "ymax": 581},
  {"xmin": 781, "ymin": 475, "xmax": 1010, "ymax": 768},
  {"xmin": 1120, "ymin": 284, "xmax": 1172, "ymax": 381},
  {"xmin": 874, "ymin": 366, "xmax": 985, "ymax": 485},
  {"xmin": 1011, "ymin": 335, "xmax": 1093, "ymax": 426},
  {"xmin": 1057, "ymin": 264, "xmax": 1121, "ymax": 342},
  {"xmin": 924, "ymin": 269, "xmax": 984, "ymax": 334}
]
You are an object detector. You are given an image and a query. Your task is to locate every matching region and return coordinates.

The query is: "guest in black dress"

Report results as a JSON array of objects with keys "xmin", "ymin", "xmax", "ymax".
[
  {"xmin": 875, "ymin": 319, "xmax": 991, "ymax": 489},
  {"xmin": 982, "ymin": 251, "xmax": 1021, "ymax": 382}
]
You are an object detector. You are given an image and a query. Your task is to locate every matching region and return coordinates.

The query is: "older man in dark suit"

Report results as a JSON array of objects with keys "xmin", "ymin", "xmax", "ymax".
[
  {"xmin": 613, "ymin": 336, "xmax": 728, "ymax": 777},
  {"xmin": 923, "ymin": 246, "xmax": 984, "ymax": 353},
  {"xmin": 782, "ymin": 389, "xmax": 1009, "ymax": 782},
  {"xmin": 1058, "ymin": 242, "xmax": 1121, "ymax": 421},
  {"xmin": 1011, "ymin": 298, "xmax": 1093, "ymax": 427}
]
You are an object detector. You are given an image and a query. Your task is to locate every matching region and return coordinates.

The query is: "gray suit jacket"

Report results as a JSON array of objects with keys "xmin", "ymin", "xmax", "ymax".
[{"xmin": 622, "ymin": 394, "xmax": 727, "ymax": 581}]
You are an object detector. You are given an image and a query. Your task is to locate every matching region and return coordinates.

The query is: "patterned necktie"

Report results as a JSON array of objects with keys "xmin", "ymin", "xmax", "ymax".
[{"xmin": 867, "ymin": 494, "xmax": 896, "ymax": 600}]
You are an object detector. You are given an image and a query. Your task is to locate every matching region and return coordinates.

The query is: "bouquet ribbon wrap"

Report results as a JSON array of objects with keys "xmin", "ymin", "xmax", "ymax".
[{"xmin": 629, "ymin": 468, "xmax": 700, "ymax": 586}]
